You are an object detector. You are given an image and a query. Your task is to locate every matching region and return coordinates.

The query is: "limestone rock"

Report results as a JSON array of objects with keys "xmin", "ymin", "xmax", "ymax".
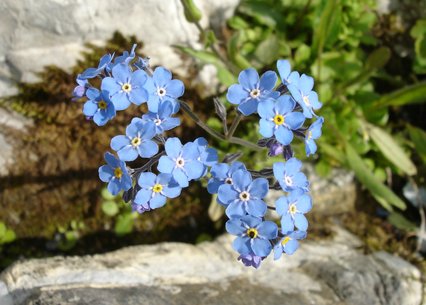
[{"xmin": 0, "ymin": 226, "xmax": 422, "ymax": 305}]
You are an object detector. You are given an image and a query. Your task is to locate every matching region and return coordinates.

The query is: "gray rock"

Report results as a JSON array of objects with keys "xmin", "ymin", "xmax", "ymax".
[
  {"xmin": 0, "ymin": 0, "xmax": 239, "ymax": 97},
  {"xmin": 0, "ymin": 226, "xmax": 422, "ymax": 305}
]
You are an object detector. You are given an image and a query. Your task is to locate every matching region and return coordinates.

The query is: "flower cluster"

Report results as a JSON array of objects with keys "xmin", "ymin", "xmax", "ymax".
[
  {"xmin": 73, "ymin": 45, "xmax": 324, "ymax": 269},
  {"xmin": 208, "ymin": 60, "xmax": 323, "ymax": 268}
]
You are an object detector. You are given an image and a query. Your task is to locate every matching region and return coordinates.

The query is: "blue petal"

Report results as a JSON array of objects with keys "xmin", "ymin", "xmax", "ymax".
[
  {"xmin": 259, "ymin": 71, "xmax": 277, "ymax": 91},
  {"xmin": 172, "ymin": 168, "xmax": 189, "ymax": 187},
  {"xmin": 153, "ymin": 67, "xmax": 172, "ymax": 86},
  {"xmin": 284, "ymin": 158, "xmax": 302, "ymax": 174},
  {"xmin": 241, "ymin": 215, "xmax": 262, "ymax": 228},
  {"xmin": 275, "ymin": 126, "xmax": 293, "ymax": 145},
  {"xmin": 147, "ymin": 96, "xmax": 160, "ymax": 112},
  {"xmin": 157, "ymin": 156, "xmax": 175, "ymax": 174},
  {"xmin": 294, "ymin": 214, "xmax": 308, "ymax": 231},
  {"xmin": 86, "ymin": 88, "xmax": 100, "ymax": 100},
  {"xmin": 165, "ymin": 137, "xmax": 182, "ymax": 158},
  {"xmin": 305, "ymin": 139, "xmax": 317, "ymax": 156},
  {"xmin": 246, "ymin": 199, "xmax": 267, "ymax": 217},
  {"xmin": 226, "ymin": 84, "xmax": 248, "ymax": 105},
  {"xmin": 104, "ymin": 152, "xmax": 120, "ymax": 168},
  {"xmin": 161, "ymin": 117, "xmax": 180, "ymax": 131},
  {"xmin": 275, "ymin": 196, "xmax": 288, "ymax": 216},
  {"xmin": 99, "ymin": 165, "xmax": 113, "ymax": 182},
  {"xmin": 232, "ymin": 237, "xmax": 251, "ymax": 255},
  {"xmin": 225, "ymin": 219, "xmax": 246, "ymax": 235},
  {"xmin": 273, "ymin": 244, "xmax": 284, "ymax": 260},
  {"xmin": 284, "ymin": 239, "xmax": 299, "ymax": 255},
  {"xmin": 181, "ymin": 142, "xmax": 199, "ymax": 160},
  {"xmin": 299, "ymin": 74, "xmax": 314, "ymax": 93},
  {"xmin": 238, "ymin": 68, "xmax": 259, "ymax": 90},
  {"xmin": 185, "ymin": 160, "xmax": 205, "ymax": 180},
  {"xmin": 276, "ymin": 95, "xmax": 295, "ymax": 114},
  {"xmin": 111, "ymin": 135, "xmax": 130, "ymax": 151},
  {"xmin": 134, "ymin": 189, "xmax": 152, "ymax": 205},
  {"xmin": 131, "ymin": 70, "xmax": 148, "ymax": 87},
  {"xmin": 249, "ymin": 178, "xmax": 269, "ymax": 199},
  {"xmin": 277, "ymin": 59, "xmax": 291, "ymax": 82},
  {"xmin": 207, "ymin": 179, "xmax": 222, "ymax": 194},
  {"xmin": 217, "ymin": 184, "xmax": 238, "ymax": 205},
  {"xmin": 138, "ymin": 140, "xmax": 159, "ymax": 158},
  {"xmin": 285, "ymin": 112, "xmax": 305, "ymax": 130},
  {"xmin": 296, "ymin": 194, "xmax": 312, "ymax": 213},
  {"xmin": 308, "ymin": 91, "xmax": 322, "ymax": 110},
  {"xmin": 257, "ymin": 221, "xmax": 278, "ymax": 239},
  {"xmin": 259, "ymin": 119, "xmax": 275, "ymax": 138},
  {"xmin": 231, "ymin": 169, "xmax": 252, "ymax": 191},
  {"xmin": 83, "ymin": 100, "xmax": 98, "ymax": 116},
  {"xmin": 112, "ymin": 63, "xmax": 131, "ymax": 83},
  {"xmin": 138, "ymin": 172, "xmax": 157, "ymax": 188},
  {"xmin": 117, "ymin": 146, "xmax": 138, "ymax": 161},
  {"xmin": 107, "ymin": 180, "xmax": 121, "ymax": 196},
  {"xmin": 257, "ymin": 99, "xmax": 275, "ymax": 119},
  {"xmin": 251, "ymin": 238, "xmax": 272, "ymax": 257},
  {"xmin": 129, "ymin": 87, "xmax": 148, "ymax": 105},
  {"xmin": 166, "ymin": 79, "xmax": 184, "ymax": 98},
  {"xmin": 111, "ymin": 92, "xmax": 131, "ymax": 111},
  {"xmin": 273, "ymin": 162, "xmax": 285, "ymax": 181},
  {"xmin": 226, "ymin": 201, "xmax": 245, "ymax": 218},
  {"xmin": 230, "ymin": 161, "xmax": 246, "ymax": 173},
  {"xmin": 150, "ymin": 194, "xmax": 167, "ymax": 209},
  {"xmin": 210, "ymin": 163, "xmax": 229, "ymax": 180},
  {"xmin": 281, "ymin": 214, "xmax": 295, "ymax": 233},
  {"xmin": 238, "ymin": 98, "xmax": 258, "ymax": 116},
  {"xmin": 162, "ymin": 184, "xmax": 182, "ymax": 198}
]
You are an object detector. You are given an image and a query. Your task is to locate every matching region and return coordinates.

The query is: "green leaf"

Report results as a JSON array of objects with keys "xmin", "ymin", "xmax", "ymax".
[
  {"xmin": 0, "ymin": 222, "xmax": 6, "ymax": 237},
  {"xmin": 407, "ymin": 124, "xmax": 426, "ymax": 163},
  {"xmin": 228, "ymin": 16, "xmax": 249, "ymax": 30},
  {"xmin": 312, "ymin": 0, "xmax": 339, "ymax": 55},
  {"xmin": 114, "ymin": 212, "xmax": 135, "ymax": 236},
  {"xmin": 388, "ymin": 212, "xmax": 417, "ymax": 231},
  {"xmin": 372, "ymin": 82, "xmax": 426, "ymax": 108},
  {"xmin": 254, "ymin": 35, "xmax": 280, "ymax": 65},
  {"xmin": 227, "ymin": 32, "xmax": 251, "ymax": 69},
  {"xmin": 367, "ymin": 124, "xmax": 417, "ymax": 176},
  {"xmin": 365, "ymin": 47, "xmax": 391, "ymax": 71},
  {"xmin": 294, "ymin": 44, "xmax": 311, "ymax": 65},
  {"xmin": 2, "ymin": 229, "xmax": 16, "ymax": 244},
  {"xmin": 174, "ymin": 46, "xmax": 222, "ymax": 66},
  {"xmin": 217, "ymin": 67, "xmax": 237, "ymax": 86},
  {"xmin": 345, "ymin": 142, "xmax": 406, "ymax": 210},
  {"xmin": 102, "ymin": 201, "xmax": 119, "ymax": 217},
  {"xmin": 180, "ymin": 0, "xmax": 202, "ymax": 23}
]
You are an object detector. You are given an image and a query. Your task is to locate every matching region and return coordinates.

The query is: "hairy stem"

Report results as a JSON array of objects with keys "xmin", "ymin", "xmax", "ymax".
[{"xmin": 226, "ymin": 112, "xmax": 243, "ymax": 139}]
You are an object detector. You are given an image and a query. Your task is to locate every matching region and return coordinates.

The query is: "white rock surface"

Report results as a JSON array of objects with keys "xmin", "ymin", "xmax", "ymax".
[
  {"xmin": 0, "ymin": 0, "xmax": 239, "ymax": 97},
  {"xmin": 0, "ymin": 226, "xmax": 423, "ymax": 305}
]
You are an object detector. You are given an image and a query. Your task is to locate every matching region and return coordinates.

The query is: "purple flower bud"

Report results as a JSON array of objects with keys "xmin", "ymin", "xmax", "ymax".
[
  {"xmin": 238, "ymin": 254, "xmax": 264, "ymax": 269},
  {"xmin": 132, "ymin": 203, "xmax": 151, "ymax": 214},
  {"xmin": 267, "ymin": 142, "xmax": 284, "ymax": 157}
]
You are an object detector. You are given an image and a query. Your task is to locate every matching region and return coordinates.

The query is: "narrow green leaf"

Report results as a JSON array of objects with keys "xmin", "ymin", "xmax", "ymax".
[
  {"xmin": 388, "ymin": 212, "xmax": 417, "ymax": 231},
  {"xmin": 174, "ymin": 46, "xmax": 222, "ymax": 66},
  {"xmin": 365, "ymin": 47, "xmax": 391, "ymax": 71},
  {"xmin": 345, "ymin": 143, "xmax": 406, "ymax": 210},
  {"xmin": 372, "ymin": 82, "xmax": 426, "ymax": 108},
  {"xmin": 367, "ymin": 124, "xmax": 417, "ymax": 176},
  {"xmin": 312, "ymin": 0, "xmax": 338, "ymax": 55},
  {"xmin": 407, "ymin": 124, "xmax": 426, "ymax": 163}
]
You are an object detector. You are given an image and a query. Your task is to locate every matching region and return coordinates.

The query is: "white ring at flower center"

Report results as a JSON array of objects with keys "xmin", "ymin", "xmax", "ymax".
[
  {"xmin": 302, "ymin": 95, "xmax": 311, "ymax": 106},
  {"xmin": 284, "ymin": 175, "xmax": 293, "ymax": 186},
  {"xmin": 157, "ymin": 87, "xmax": 166, "ymax": 97},
  {"xmin": 175, "ymin": 157, "xmax": 185, "ymax": 168},
  {"xmin": 154, "ymin": 118, "xmax": 162, "ymax": 126},
  {"xmin": 225, "ymin": 177, "xmax": 233, "ymax": 185},
  {"xmin": 250, "ymin": 88, "xmax": 260, "ymax": 98},
  {"xmin": 239, "ymin": 191, "xmax": 250, "ymax": 201}
]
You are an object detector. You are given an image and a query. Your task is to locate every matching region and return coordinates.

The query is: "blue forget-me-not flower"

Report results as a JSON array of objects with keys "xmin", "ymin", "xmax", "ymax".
[
  {"xmin": 273, "ymin": 230, "xmax": 307, "ymax": 259},
  {"xmin": 273, "ymin": 158, "xmax": 309, "ymax": 192},
  {"xmin": 142, "ymin": 100, "xmax": 181, "ymax": 135},
  {"xmin": 98, "ymin": 152, "xmax": 132, "ymax": 196},
  {"xmin": 83, "ymin": 89, "xmax": 116, "ymax": 126},
  {"xmin": 305, "ymin": 116, "xmax": 324, "ymax": 156},
  {"xmin": 288, "ymin": 74, "xmax": 322, "ymax": 119},
  {"xmin": 276, "ymin": 189, "xmax": 312, "ymax": 233}
]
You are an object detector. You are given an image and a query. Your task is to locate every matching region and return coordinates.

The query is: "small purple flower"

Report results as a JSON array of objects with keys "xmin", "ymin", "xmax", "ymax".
[
  {"xmin": 98, "ymin": 152, "xmax": 132, "ymax": 196},
  {"xmin": 226, "ymin": 215, "xmax": 278, "ymax": 257},
  {"xmin": 273, "ymin": 230, "xmax": 307, "ymax": 260},
  {"xmin": 226, "ymin": 68, "xmax": 279, "ymax": 116},
  {"xmin": 110, "ymin": 119, "xmax": 158, "ymax": 161},
  {"xmin": 258, "ymin": 95, "xmax": 305, "ymax": 145},
  {"xmin": 82, "ymin": 89, "xmax": 116, "ymax": 126},
  {"xmin": 144, "ymin": 67, "xmax": 185, "ymax": 112},
  {"xmin": 132, "ymin": 202, "xmax": 151, "ymax": 214},
  {"xmin": 142, "ymin": 100, "xmax": 181, "ymax": 135},
  {"xmin": 157, "ymin": 138, "xmax": 205, "ymax": 187},
  {"xmin": 238, "ymin": 253, "xmax": 264, "ymax": 269},
  {"xmin": 101, "ymin": 63, "xmax": 148, "ymax": 111},
  {"xmin": 288, "ymin": 74, "xmax": 322, "ymax": 119},
  {"xmin": 207, "ymin": 162, "xmax": 246, "ymax": 196},
  {"xmin": 277, "ymin": 59, "xmax": 300, "ymax": 86},
  {"xmin": 276, "ymin": 189, "xmax": 312, "ymax": 233},
  {"xmin": 218, "ymin": 169, "xmax": 269, "ymax": 218},
  {"xmin": 134, "ymin": 172, "xmax": 182, "ymax": 210},
  {"xmin": 305, "ymin": 116, "xmax": 324, "ymax": 156},
  {"xmin": 72, "ymin": 75, "xmax": 88, "ymax": 100},
  {"xmin": 273, "ymin": 158, "xmax": 309, "ymax": 192}
]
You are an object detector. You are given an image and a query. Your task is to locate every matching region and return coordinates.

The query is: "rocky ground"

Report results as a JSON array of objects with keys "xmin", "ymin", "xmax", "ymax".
[{"xmin": 0, "ymin": 225, "xmax": 423, "ymax": 305}]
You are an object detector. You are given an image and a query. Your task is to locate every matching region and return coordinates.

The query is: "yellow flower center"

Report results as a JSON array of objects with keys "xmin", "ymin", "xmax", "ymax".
[
  {"xmin": 281, "ymin": 236, "xmax": 292, "ymax": 246},
  {"xmin": 131, "ymin": 137, "xmax": 141, "ymax": 147},
  {"xmin": 152, "ymin": 184, "xmax": 163, "ymax": 193},
  {"xmin": 289, "ymin": 203, "xmax": 297, "ymax": 215},
  {"xmin": 122, "ymin": 83, "xmax": 132, "ymax": 92},
  {"xmin": 246, "ymin": 228, "xmax": 258, "ymax": 239},
  {"xmin": 98, "ymin": 101, "xmax": 107, "ymax": 110},
  {"xmin": 114, "ymin": 167, "xmax": 123, "ymax": 179},
  {"xmin": 250, "ymin": 88, "xmax": 260, "ymax": 98},
  {"xmin": 273, "ymin": 114, "xmax": 285, "ymax": 125}
]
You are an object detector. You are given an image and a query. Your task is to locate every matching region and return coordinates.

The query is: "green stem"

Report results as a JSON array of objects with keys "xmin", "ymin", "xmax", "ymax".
[
  {"xmin": 226, "ymin": 112, "xmax": 243, "ymax": 139},
  {"xmin": 178, "ymin": 100, "xmax": 261, "ymax": 151}
]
